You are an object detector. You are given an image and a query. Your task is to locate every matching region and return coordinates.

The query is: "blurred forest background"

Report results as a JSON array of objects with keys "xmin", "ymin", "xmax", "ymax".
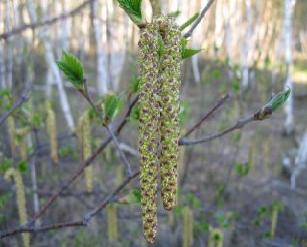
[{"xmin": 0, "ymin": 0, "xmax": 307, "ymax": 246}]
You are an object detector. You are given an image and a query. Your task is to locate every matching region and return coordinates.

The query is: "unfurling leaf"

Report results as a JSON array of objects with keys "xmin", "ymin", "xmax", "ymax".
[
  {"xmin": 180, "ymin": 12, "xmax": 200, "ymax": 31},
  {"xmin": 270, "ymin": 87, "xmax": 291, "ymax": 112},
  {"xmin": 56, "ymin": 51, "xmax": 84, "ymax": 90},
  {"xmin": 102, "ymin": 93, "xmax": 122, "ymax": 124},
  {"xmin": 117, "ymin": 0, "xmax": 143, "ymax": 24}
]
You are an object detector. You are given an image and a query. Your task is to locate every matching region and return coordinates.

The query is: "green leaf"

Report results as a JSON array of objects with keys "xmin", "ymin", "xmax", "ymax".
[
  {"xmin": 56, "ymin": 51, "xmax": 84, "ymax": 90},
  {"xmin": 179, "ymin": 101, "xmax": 189, "ymax": 126},
  {"xmin": 130, "ymin": 104, "xmax": 140, "ymax": 122},
  {"xmin": 0, "ymin": 159, "xmax": 12, "ymax": 175},
  {"xmin": 181, "ymin": 38, "xmax": 202, "ymax": 59},
  {"xmin": 270, "ymin": 87, "xmax": 291, "ymax": 112},
  {"xmin": 180, "ymin": 12, "xmax": 200, "ymax": 31},
  {"xmin": 235, "ymin": 163, "xmax": 250, "ymax": 177},
  {"xmin": 182, "ymin": 48, "xmax": 202, "ymax": 59},
  {"xmin": 18, "ymin": 160, "xmax": 28, "ymax": 174},
  {"xmin": 117, "ymin": 0, "xmax": 143, "ymax": 24},
  {"xmin": 102, "ymin": 93, "xmax": 123, "ymax": 124},
  {"xmin": 130, "ymin": 76, "xmax": 141, "ymax": 93}
]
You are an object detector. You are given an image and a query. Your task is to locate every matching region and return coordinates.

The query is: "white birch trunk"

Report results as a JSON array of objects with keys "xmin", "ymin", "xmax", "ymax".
[
  {"xmin": 291, "ymin": 132, "xmax": 307, "ymax": 189},
  {"xmin": 283, "ymin": 0, "xmax": 296, "ymax": 134},
  {"xmin": 94, "ymin": 0, "xmax": 109, "ymax": 95},
  {"xmin": 26, "ymin": 0, "xmax": 75, "ymax": 132},
  {"xmin": 241, "ymin": 0, "xmax": 253, "ymax": 88}
]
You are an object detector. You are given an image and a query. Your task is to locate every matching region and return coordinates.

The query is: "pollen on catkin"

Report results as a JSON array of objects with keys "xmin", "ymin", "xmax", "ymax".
[
  {"xmin": 138, "ymin": 20, "xmax": 161, "ymax": 244},
  {"xmin": 158, "ymin": 17, "xmax": 182, "ymax": 211},
  {"xmin": 182, "ymin": 207, "xmax": 194, "ymax": 247},
  {"xmin": 46, "ymin": 102, "xmax": 59, "ymax": 164},
  {"xmin": 78, "ymin": 111, "xmax": 94, "ymax": 193},
  {"xmin": 5, "ymin": 168, "xmax": 30, "ymax": 247}
]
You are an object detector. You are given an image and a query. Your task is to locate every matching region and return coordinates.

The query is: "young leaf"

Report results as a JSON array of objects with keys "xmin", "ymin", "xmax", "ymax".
[
  {"xmin": 117, "ymin": 0, "xmax": 143, "ymax": 24},
  {"xmin": 181, "ymin": 38, "xmax": 202, "ymax": 59},
  {"xmin": 56, "ymin": 52, "xmax": 84, "ymax": 90},
  {"xmin": 168, "ymin": 10, "xmax": 181, "ymax": 18},
  {"xmin": 102, "ymin": 93, "xmax": 122, "ymax": 124},
  {"xmin": 180, "ymin": 12, "xmax": 200, "ymax": 31},
  {"xmin": 182, "ymin": 48, "xmax": 202, "ymax": 59},
  {"xmin": 270, "ymin": 87, "xmax": 291, "ymax": 112}
]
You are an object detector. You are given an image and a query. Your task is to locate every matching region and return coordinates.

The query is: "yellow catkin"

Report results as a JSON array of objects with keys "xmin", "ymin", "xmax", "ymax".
[
  {"xmin": 78, "ymin": 111, "xmax": 93, "ymax": 193},
  {"xmin": 4, "ymin": 168, "xmax": 30, "ymax": 247},
  {"xmin": 7, "ymin": 116, "xmax": 17, "ymax": 155},
  {"xmin": 208, "ymin": 227, "xmax": 224, "ymax": 247},
  {"xmin": 182, "ymin": 207, "xmax": 194, "ymax": 247},
  {"xmin": 15, "ymin": 127, "xmax": 30, "ymax": 161},
  {"xmin": 107, "ymin": 204, "xmax": 118, "ymax": 242},
  {"xmin": 158, "ymin": 17, "xmax": 182, "ymax": 211},
  {"xmin": 138, "ymin": 20, "xmax": 160, "ymax": 244},
  {"xmin": 46, "ymin": 102, "xmax": 59, "ymax": 164}
]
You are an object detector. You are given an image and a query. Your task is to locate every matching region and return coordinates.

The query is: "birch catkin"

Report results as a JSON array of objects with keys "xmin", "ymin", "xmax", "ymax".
[
  {"xmin": 107, "ymin": 204, "xmax": 118, "ymax": 242},
  {"xmin": 138, "ymin": 20, "xmax": 160, "ymax": 244},
  {"xmin": 158, "ymin": 18, "xmax": 182, "ymax": 211},
  {"xmin": 7, "ymin": 116, "xmax": 16, "ymax": 155},
  {"xmin": 46, "ymin": 102, "xmax": 59, "ymax": 164},
  {"xmin": 5, "ymin": 168, "xmax": 30, "ymax": 247},
  {"xmin": 78, "ymin": 111, "xmax": 93, "ymax": 193},
  {"xmin": 183, "ymin": 207, "xmax": 194, "ymax": 247}
]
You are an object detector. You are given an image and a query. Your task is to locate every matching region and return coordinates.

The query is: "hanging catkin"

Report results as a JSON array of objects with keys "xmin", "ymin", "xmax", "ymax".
[
  {"xmin": 5, "ymin": 168, "xmax": 30, "ymax": 247},
  {"xmin": 182, "ymin": 207, "xmax": 194, "ymax": 247},
  {"xmin": 138, "ymin": 20, "xmax": 160, "ymax": 244},
  {"xmin": 46, "ymin": 102, "xmax": 59, "ymax": 164},
  {"xmin": 158, "ymin": 17, "xmax": 182, "ymax": 211},
  {"xmin": 78, "ymin": 111, "xmax": 94, "ymax": 193},
  {"xmin": 107, "ymin": 204, "xmax": 118, "ymax": 242},
  {"xmin": 7, "ymin": 116, "xmax": 17, "ymax": 155}
]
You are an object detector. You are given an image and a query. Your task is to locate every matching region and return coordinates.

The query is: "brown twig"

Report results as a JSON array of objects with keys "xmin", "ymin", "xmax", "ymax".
[
  {"xmin": 184, "ymin": 0, "xmax": 216, "ymax": 38},
  {"xmin": 0, "ymin": 0, "xmax": 95, "ymax": 40},
  {"xmin": 183, "ymin": 93, "xmax": 230, "ymax": 137}
]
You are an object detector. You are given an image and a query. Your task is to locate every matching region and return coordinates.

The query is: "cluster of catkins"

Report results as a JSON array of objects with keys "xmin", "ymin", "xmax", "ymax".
[{"xmin": 138, "ymin": 17, "xmax": 182, "ymax": 244}]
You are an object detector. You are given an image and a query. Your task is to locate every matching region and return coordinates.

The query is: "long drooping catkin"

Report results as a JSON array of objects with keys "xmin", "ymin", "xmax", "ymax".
[
  {"xmin": 5, "ymin": 168, "xmax": 30, "ymax": 247},
  {"xmin": 46, "ymin": 102, "xmax": 59, "ymax": 164},
  {"xmin": 7, "ymin": 116, "xmax": 16, "ymax": 155},
  {"xmin": 77, "ymin": 111, "xmax": 93, "ymax": 193},
  {"xmin": 158, "ymin": 18, "xmax": 182, "ymax": 211},
  {"xmin": 183, "ymin": 207, "xmax": 194, "ymax": 247},
  {"xmin": 107, "ymin": 204, "xmax": 118, "ymax": 242},
  {"xmin": 138, "ymin": 20, "xmax": 160, "ymax": 244}
]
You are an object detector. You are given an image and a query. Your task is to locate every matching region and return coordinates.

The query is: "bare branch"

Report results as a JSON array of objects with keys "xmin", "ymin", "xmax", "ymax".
[
  {"xmin": 184, "ymin": 0, "xmax": 216, "ymax": 38},
  {"xmin": 0, "ymin": 0, "xmax": 95, "ymax": 40},
  {"xmin": 183, "ymin": 93, "xmax": 229, "ymax": 137},
  {"xmin": 180, "ymin": 115, "xmax": 255, "ymax": 145}
]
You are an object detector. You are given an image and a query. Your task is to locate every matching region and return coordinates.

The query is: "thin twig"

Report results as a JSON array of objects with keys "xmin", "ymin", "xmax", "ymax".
[
  {"xmin": 82, "ymin": 89, "xmax": 133, "ymax": 176},
  {"xmin": 179, "ymin": 115, "xmax": 254, "ymax": 145},
  {"xmin": 0, "ymin": 0, "xmax": 96, "ymax": 40},
  {"xmin": 184, "ymin": 0, "xmax": 216, "ymax": 38},
  {"xmin": 0, "ymin": 85, "xmax": 32, "ymax": 126},
  {"xmin": 183, "ymin": 93, "xmax": 230, "ymax": 137},
  {"xmin": 0, "ymin": 172, "xmax": 139, "ymax": 239}
]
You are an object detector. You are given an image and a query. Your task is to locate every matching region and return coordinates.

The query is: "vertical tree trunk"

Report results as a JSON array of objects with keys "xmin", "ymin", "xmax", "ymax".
[
  {"xmin": 93, "ymin": 0, "xmax": 109, "ymax": 95},
  {"xmin": 241, "ymin": 0, "xmax": 253, "ymax": 89},
  {"xmin": 26, "ymin": 0, "xmax": 75, "ymax": 132},
  {"xmin": 283, "ymin": 0, "xmax": 296, "ymax": 134}
]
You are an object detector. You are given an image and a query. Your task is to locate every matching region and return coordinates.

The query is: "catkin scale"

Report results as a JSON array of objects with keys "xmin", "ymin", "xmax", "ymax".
[
  {"xmin": 5, "ymin": 168, "xmax": 30, "ymax": 247},
  {"xmin": 46, "ymin": 102, "xmax": 59, "ymax": 164},
  {"xmin": 158, "ymin": 18, "xmax": 182, "ymax": 211},
  {"xmin": 138, "ymin": 21, "xmax": 160, "ymax": 244}
]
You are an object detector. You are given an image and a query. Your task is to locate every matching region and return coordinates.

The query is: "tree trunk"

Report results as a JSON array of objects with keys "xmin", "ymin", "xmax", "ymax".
[{"xmin": 283, "ymin": 0, "xmax": 296, "ymax": 134}]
